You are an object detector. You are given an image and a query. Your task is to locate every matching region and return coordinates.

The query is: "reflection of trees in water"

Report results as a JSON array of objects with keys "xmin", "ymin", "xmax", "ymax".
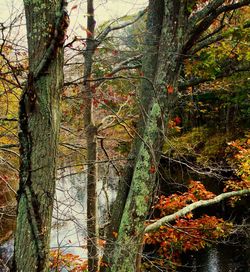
[{"xmin": 182, "ymin": 242, "xmax": 250, "ymax": 272}]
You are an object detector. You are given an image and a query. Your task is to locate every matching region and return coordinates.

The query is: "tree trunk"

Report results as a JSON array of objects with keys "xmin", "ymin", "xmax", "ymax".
[
  {"xmin": 83, "ymin": 1, "xmax": 99, "ymax": 271},
  {"xmin": 100, "ymin": 1, "xmax": 164, "ymax": 268},
  {"xmin": 13, "ymin": 0, "xmax": 65, "ymax": 271},
  {"xmin": 110, "ymin": 1, "xmax": 187, "ymax": 270}
]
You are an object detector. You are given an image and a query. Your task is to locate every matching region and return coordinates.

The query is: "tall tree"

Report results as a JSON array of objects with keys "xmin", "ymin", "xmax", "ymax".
[
  {"xmin": 13, "ymin": 0, "xmax": 68, "ymax": 271},
  {"xmin": 83, "ymin": 1, "xmax": 99, "ymax": 271},
  {"xmin": 107, "ymin": 0, "xmax": 250, "ymax": 270},
  {"xmin": 101, "ymin": 0, "xmax": 164, "ymax": 267}
]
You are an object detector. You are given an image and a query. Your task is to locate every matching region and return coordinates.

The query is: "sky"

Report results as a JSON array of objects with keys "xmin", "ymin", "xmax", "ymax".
[
  {"xmin": 0, "ymin": 0, "xmax": 147, "ymax": 45},
  {"xmin": 0, "ymin": 0, "xmax": 147, "ymax": 24}
]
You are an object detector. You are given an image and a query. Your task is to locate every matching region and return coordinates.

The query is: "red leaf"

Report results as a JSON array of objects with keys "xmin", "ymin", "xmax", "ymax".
[
  {"xmin": 149, "ymin": 166, "xmax": 156, "ymax": 174},
  {"xmin": 174, "ymin": 116, "xmax": 181, "ymax": 125},
  {"xmin": 167, "ymin": 85, "xmax": 174, "ymax": 94}
]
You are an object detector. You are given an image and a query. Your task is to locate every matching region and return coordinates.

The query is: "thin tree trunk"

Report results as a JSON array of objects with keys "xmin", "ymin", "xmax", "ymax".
[
  {"xmin": 83, "ymin": 1, "xmax": 99, "ymax": 271},
  {"xmin": 13, "ymin": 0, "xmax": 65, "ymax": 271}
]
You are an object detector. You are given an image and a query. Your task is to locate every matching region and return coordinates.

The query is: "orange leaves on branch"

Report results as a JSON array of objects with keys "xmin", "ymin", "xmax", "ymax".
[
  {"xmin": 188, "ymin": 180, "xmax": 215, "ymax": 200},
  {"xmin": 50, "ymin": 250, "xmax": 88, "ymax": 271},
  {"xmin": 143, "ymin": 181, "xmax": 232, "ymax": 269},
  {"xmin": 154, "ymin": 180, "xmax": 215, "ymax": 217},
  {"xmin": 225, "ymin": 135, "xmax": 250, "ymax": 206},
  {"xmin": 144, "ymin": 214, "xmax": 232, "ymax": 269}
]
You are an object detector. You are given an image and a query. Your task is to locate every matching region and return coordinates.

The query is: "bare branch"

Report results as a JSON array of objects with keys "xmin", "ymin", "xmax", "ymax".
[
  {"xmin": 179, "ymin": 62, "xmax": 250, "ymax": 90},
  {"xmin": 95, "ymin": 8, "xmax": 147, "ymax": 48},
  {"xmin": 0, "ymin": 117, "xmax": 18, "ymax": 122},
  {"xmin": 111, "ymin": 54, "xmax": 142, "ymax": 74},
  {"xmin": 185, "ymin": 0, "xmax": 250, "ymax": 53},
  {"xmin": 145, "ymin": 189, "xmax": 250, "ymax": 233}
]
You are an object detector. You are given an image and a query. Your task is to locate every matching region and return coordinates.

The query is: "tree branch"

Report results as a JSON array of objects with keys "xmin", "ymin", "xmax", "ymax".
[
  {"xmin": 0, "ymin": 117, "xmax": 18, "ymax": 122},
  {"xmin": 145, "ymin": 189, "xmax": 250, "ymax": 233},
  {"xmin": 95, "ymin": 8, "xmax": 147, "ymax": 48},
  {"xmin": 188, "ymin": 0, "xmax": 224, "ymax": 31},
  {"xmin": 179, "ymin": 62, "xmax": 250, "ymax": 90},
  {"xmin": 185, "ymin": 0, "xmax": 250, "ymax": 53},
  {"xmin": 188, "ymin": 32, "xmax": 225, "ymax": 55},
  {"xmin": 0, "ymin": 144, "xmax": 19, "ymax": 149},
  {"xmin": 64, "ymin": 55, "xmax": 142, "ymax": 87}
]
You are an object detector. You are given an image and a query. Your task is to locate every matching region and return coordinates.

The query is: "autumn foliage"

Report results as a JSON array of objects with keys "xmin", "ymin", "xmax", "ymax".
[
  {"xmin": 143, "ymin": 181, "xmax": 233, "ymax": 270},
  {"xmin": 50, "ymin": 250, "xmax": 88, "ymax": 272}
]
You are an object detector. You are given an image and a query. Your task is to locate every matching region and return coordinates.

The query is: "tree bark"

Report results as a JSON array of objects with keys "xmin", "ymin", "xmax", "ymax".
[
  {"xmin": 110, "ymin": 1, "xmax": 188, "ymax": 271},
  {"xmin": 100, "ymin": 1, "xmax": 164, "ymax": 268},
  {"xmin": 105, "ymin": 0, "xmax": 250, "ymax": 270},
  {"xmin": 13, "ymin": 0, "xmax": 65, "ymax": 271},
  {"xmin": 83, "ymin": 1, "xmax": 99, "ymax": 271}
]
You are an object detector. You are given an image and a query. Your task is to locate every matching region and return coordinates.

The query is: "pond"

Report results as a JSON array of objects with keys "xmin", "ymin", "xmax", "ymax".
[{"xmin": 181, "ymin": 243, "xmax": 250, "ymax": 272}]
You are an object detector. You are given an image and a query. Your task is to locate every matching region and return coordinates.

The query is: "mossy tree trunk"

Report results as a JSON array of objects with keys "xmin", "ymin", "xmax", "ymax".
[
  {"xmin": 13, "ymin": 0, "xmax": 64, "ymax": 271},
  {"xmin": 101, "ymin": 1, "xmax": 164, "ymax": 268},
  {"xmin": 108, "ymin": 0, "xmax": 250, "ymax": 270},
  {"xmin": 110, "ymin": 1, "xmax": 187, "ymax": 271}
]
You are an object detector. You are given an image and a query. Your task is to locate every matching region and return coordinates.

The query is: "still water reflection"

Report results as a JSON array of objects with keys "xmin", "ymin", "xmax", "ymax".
[{"xmin": 181, "ymin": 244, "xmax": 249, "ymax": 272}]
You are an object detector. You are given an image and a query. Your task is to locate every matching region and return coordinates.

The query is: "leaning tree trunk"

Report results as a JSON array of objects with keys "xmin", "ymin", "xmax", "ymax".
[
  {"xmin": 110, "ymin": 1, "xmax": 187, "ymax": 271},
  {"xmin": 101, "ymin": 0, "xmax": 164, "ymax": 268},
  {"xmin": 13, "ymin": 0, "xmax": 66, "ymax": 271}
]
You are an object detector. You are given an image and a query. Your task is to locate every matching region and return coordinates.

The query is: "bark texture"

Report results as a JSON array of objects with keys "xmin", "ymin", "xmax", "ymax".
[
  {"xmin": 13, "ymin": 0, "xmax": 65, "ymax": 271},
  {"xmin": 110, "ymin": 1, "xmax": 187, "ymax": 271},
  {"xmin": 83, "ymin": 1, "xmax": 99, "ymax": 271},
  {"xmin": 106, "ymin": 0, "xmax": 250, "ymax": 270},
  {"xmin": 101, "ymin": 1, "xmax": 164, "ymax": 268}
]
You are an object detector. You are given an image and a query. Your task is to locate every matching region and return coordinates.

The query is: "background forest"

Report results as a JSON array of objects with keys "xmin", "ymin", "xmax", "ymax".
[{"xmin": 0, "ymin": 0, "xmax": 250, "ymax": 271}]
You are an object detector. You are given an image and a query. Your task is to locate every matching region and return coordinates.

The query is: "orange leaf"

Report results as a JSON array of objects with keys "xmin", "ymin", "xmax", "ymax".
[
  {"xmin": 71, "ymin": 5, "xmax": 78, "ymax": 11},
  {"xmin": 186, "ymin": 213, "xmax": 193, "ymax": 219},
  {"xmin": 98, "ymin": 239, "xmax": 106, "ymax": 246}
]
